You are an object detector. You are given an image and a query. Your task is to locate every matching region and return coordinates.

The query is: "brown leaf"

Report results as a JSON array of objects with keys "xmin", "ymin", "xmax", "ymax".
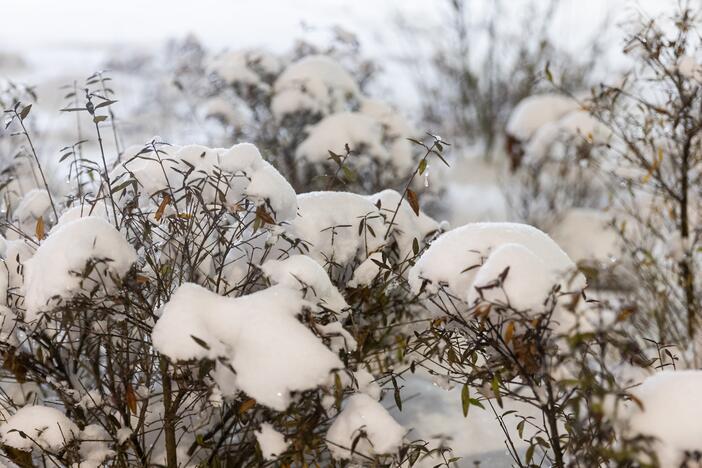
[
  {"xmin": 256, "ymin": 205, "xmax": 276, "ymax": 225},
  {"xmin": 406, "ymin": 189, "xmax": 420, "ymax": 216},
  {"xmin": 504, "ymin": 321, "xmax": 515, "ymax": 344},
  {"xmin": 239, "ymin": 398, "xmax": 256, "ymax": 414},
  {"xmin": 35, "ymin": 216, "xmax": 45, "ymax": 241},
  {"xmin": 155, "ymin": 194, "xmax": 171, "ymax": 221},
  {"xmin": 126, "ymin": 383, "xmax": 137, "ymax": 415}
]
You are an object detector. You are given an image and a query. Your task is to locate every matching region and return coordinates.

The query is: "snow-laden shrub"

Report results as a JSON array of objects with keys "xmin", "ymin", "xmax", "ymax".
[
  {"xmin": 505, "ymin": 95, "xmax": 610, "ymax": 230},
  {"xmin": 204, "ymin": 45, "xmax": 427, "ymax": 196},
  {"xmin": 0, "ymin": 84, "xmax": 455, "ymax": 466}
]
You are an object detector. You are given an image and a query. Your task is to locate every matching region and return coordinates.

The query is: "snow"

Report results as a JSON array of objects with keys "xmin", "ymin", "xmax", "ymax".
[
  {"xmin": 506, "ymin": 94, "xmax": 579, "ymax": 141},
  {"xmin": 367, "ymin": 189, "xmax": 440, "ymax": 259},
  {"xmin": 260, "ymin": 255, "xmax": 349, "ymax": 316},
  {"xmin": 409, "ymin": 222, "xmax": 586, "ymax": 309},
  {"xmin": 152, "ymin": 280, "xmax": 345, "ymax": 411},
  {"xmin": 271, "ymin": 55, "xmax": 359, "ymax": 118},
  {"xmin": 326, "ymin": 393, "xmax": 405, "ymax": 460},
  {"xmin": 524, "ymin": 110, "xmax": 608, "ymax": 162},
  {"xmin": 208, "ymin": 49, "xmax": 281, "ymax": 89},
  {"xmin": 111, "ymin": 142, "xmax": 297, "ymax": 221},
  {"xmin": 627, "ymin": 371, "xmax": 702, "ymax": 466},
  {"xmin": 289, "ymin": 191, "xmax": 385, "ymax": 266},
  {"xmin": 0, "ymin": 405, "xmax": 79, "ymax": 452},
  {"xmin": 549, "ymin": 208, "xmax": 619, "ymax": 264},
  {"xmin": 255, "ymin": 423, "xmax": 288, "ymax": 460},
  {"xmin": 23, "ymin": 216, "xmax": 137, "ymax": 322},
  {"xmin": 12, "ymin": 189, "xmax": 52, "ymax": 236},
  {"xmin": 77, "ymin": 424, "xmax": 114, "ymax": 468},
  {"xmin": 296, "ymin": 112, "xmax": 389, "ymax": 163}
]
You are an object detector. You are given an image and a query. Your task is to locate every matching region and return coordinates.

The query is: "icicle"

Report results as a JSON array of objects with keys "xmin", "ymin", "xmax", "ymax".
[{"xmin": 424, "ymin": 165, "xmax": 429, "ymax": 188}]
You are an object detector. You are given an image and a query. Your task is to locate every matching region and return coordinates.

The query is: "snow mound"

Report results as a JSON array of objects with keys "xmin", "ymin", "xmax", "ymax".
[
  {"xmin": 627, "ymin": 371, "xmax": 702, "ymax": 466},
  {"xmin": 111, "ymin": 143, "xmax": 297, "ymax": 221},
  {"xmin": 289, "ymin": 191, "xmax": 385, "ymax": 266},
  {"xmin": 367, "ymin": 189, "xmax": 440, "ymax": 259},
  {"xmin": 255, "ymin": 423, "xmax": 288, "ymax": 460},
  {"xmin": 296, "ymin": 112, "xmax": 388, "ymax": 163},
  {"xmin": 0, "ymin": 405, "xmax": 79, "ymax": 452},
  {"xmin": 261, "ymin": 255, "xmax": 348, "ymax": 316},
  {"xmin": 208, "ymin": 49, "xmax": 281, "ymax": 88},
  {"xmin": 152, "ymin": 279, "xmax": 345, "ymax": 411},
  {"xmin": 409, "ymin": 222, "xmax": 585, "ymax": 309},
  {"xmin": 506, "ymin": 94, "xmax": 579, "ymax": 141},
  {"xmin": 326, "ymin": 393, "xmax": 405, "ymax": 460},
  {"xmin": 272, "ymin": 55, "xmax": 359, "ymax": 118},
  {"xmin": 23, "ymin": 217, "xmax": 137, "ymax": 322}
]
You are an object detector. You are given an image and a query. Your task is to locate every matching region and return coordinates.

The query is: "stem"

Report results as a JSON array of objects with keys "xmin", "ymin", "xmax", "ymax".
[
  {"xmin": 159, "ymin": 358, "xmax": 178, "ymax": 468},
  {"xmin": 94, "ymin": 121, "xmax": 120, "ymax": 227},
  {"xmin": 16, "ymin": 113, "xmax": 59, "ymax": 220}
]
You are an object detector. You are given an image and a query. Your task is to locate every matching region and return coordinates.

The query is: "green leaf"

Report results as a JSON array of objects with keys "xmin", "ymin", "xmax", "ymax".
[
  {"xmin": 418, "ymin": 158, "xmax": 427, "ymax": 175},
  {"xmin": 461, "ymin": 384, "xmax": 470, "ymax": 417},
  {"xmin": 545, "ymin": 61, "xmax": 553, "ymax": 82},
  {"xmin": 93, "ymin": 115, "xmax": 108, "ymax": 123},
  {"xmin": 491, "ymin": 375, "xmax": 503, "ymax": 408},
  {"xmin": 412, "ymin": 238, "xmax": 419, "ymax": 255}
]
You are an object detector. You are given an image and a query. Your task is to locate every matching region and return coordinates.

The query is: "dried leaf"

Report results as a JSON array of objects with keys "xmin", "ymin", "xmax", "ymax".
[
  {"xmin": 126, "ymin": 384, "xmax": 137, "ymax": 415},
  {"xmin": 155, "ymin": 194, "xmax": 171, "ymax": 221},
  {"xmin": 239, "ymin": 398, "xmax": 256, "ymax": 414},
  {"xmin": 406, "ymin": 189, "xmax": 420, "ymax": 216},
  {"xmin": 35, "ymin": 217, "xmax": 45, "ymax": 241}
]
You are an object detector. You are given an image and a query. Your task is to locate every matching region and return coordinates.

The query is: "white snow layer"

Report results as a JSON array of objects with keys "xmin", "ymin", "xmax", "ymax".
[
  {"xmin": 255, "ymin": 423, "xmax": 288, "ymax": 460},
  {"xmin": 271, "ymin": 55, "xmax": 359, "ymax": 118},
  {"xmin": 326, "ymin": 393, "xmax": 405, "ymax": 460},
  {"xmin": 111, "ymin": 142, "xmax": 297, "ymax": 222},
  {"xmin": 627, "ymin": 371, "xmax": 702, "ymax": 466},
  {"xmin": 409, "ymin": 222, "xmax": 585, "ymax": 311},
  {"xmin": 0, "ymin": 405, "xmax": 79, "ymax": 452},
  {"xmin": 23, "ymin": 216, "xmax": 137, "ymax": 322},
  {"xmin": 152, "ymin": 255, "xmax": 348, "ymax": 410},
  {"xmin": 506, "ymin": 94, "xmax": 579, "ymax": 141}
]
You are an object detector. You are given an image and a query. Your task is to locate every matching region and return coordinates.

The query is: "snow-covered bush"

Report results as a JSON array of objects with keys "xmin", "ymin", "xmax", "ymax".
[
  {"xmin": 505, "ymin": 95, "xmax": 610, "ymax": 230},
  {"xmin": 406, "ymin": 221, "xmax": 656, "ymax": 467},
  {"xmin": 586, "ymin": 6, "xmax": 702, "ymax": 363},
  {"xmin": 203, "ymin": 43, "xmax": 425, "ymax": 196},
  {"xmin": 0, "ymin": 81, "xmax": 456, "ymax": 466}
]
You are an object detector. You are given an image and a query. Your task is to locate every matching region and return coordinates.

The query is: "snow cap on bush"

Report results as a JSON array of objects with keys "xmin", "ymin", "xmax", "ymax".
[
  {"xmin": 152, "ymin": 256, "xmax": 350, "ymax": 410},
  {"xmin": 23, "ymin": 216, "xmax": 137, "ymax": 322},
  {"xmin": 409, "ymin": 222, "xmax": 585, "ymax": 311}
]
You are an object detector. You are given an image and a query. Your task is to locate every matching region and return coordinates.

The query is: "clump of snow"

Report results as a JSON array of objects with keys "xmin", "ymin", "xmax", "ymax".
[
  {"xmin": 549, "ymin": 208, "xmax": 619, "ymax": 264},
  {"xmin": 77, "ymin": 424, "xmax": 114, "ymax": 467},
  {"xmin": 111, "ymin": 142, "xmax": 297, "ymax": 222},
  {"xmin": 152, "ymin": 279, "xmax": 344, "ymax": 410},
  {"xmin": 271, "ymin": 55, "xmax": 359, "ymax": 118},
  {"xmin": 409, "ymin": 222, "xmax": 585, "ymax": 310},
  {"xmin": 296, "ymin": 112, "xmax": 388, "ymax": 163},
  {"xmin": 11, "ymin": 189, "xmax": 52, "ymax": 238},
  {"xmin": 506, "ymin": 94, "xmax": 579, "ymax": 141},
  {"xmin": 289, "ymin": 191, "xmax": 385, "ymax": 266},
  {"xmin": 524, "ymin": 110, "xmax": 609, "ymax": 163},
  {"xmin": 23, "ymin": 216, "xmax": 137, "ymax": 322},
  {"xmin": 208, "ymin": 49, "xmax": 282, "ymax": 89},
  {"xmin": 367, "ymin": 189, "xmax": 439, "ymax": 259},
  {"xmin": 0, "ymin": 405, "xmax": 79, "ymax": 452},
  {"xmin": 260, "ymin": 255, "xmax": 348, "ymax": 316},
  {"xmin": 326, "ymin": 393, "xmax": 405, "ymax": 460},
  {"xmin": 255, "ymin": 423, "xmax": 288, "ymax": 460},
  {"xmin": 626, "ymin": 371, "xmax": 702, "ymax": 466}
]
